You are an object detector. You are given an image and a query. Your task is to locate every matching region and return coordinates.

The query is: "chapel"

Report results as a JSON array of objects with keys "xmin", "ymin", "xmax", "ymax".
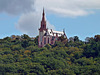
[{"xmin": 38, "ymin": 9, "xmax": 67, "ymax": 48}]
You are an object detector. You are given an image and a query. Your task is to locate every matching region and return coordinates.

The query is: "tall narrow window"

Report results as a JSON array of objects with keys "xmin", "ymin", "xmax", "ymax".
[
  {"xmin": 48, "ymin": 38, "xmax": 49, "ymax": 43},
  {"xmin": 44, "ymin": 38, "xmax": 46, "ymax": 44}
]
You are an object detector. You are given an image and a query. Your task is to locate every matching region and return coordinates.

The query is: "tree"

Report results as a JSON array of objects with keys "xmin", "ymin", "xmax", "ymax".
[
  {"xmin": 11, "ymin": 44, "xmax": 23, "ymax": 51},
  {"xmin": 94, "ymin": 35, "xmax": 100, "ymax": 42},
  {"xmin": 59, "ymin": 35, "xmax": 67, "ymax": 42},
  {"xmin": 21, "ymin": 40, "xmax": 29, "ymax": 48},
  {"xmin": 68, "ymin": 37, "xmax": 74, "ymax": 42},
  {"xmin": 33, "ymin": 36, "xmax": 38, "ymax": 46},
  {"xmin": 85, "ymin": 37, "xmax": 90, "ymax": 43},
  {"xmin": 21, "ymin": 34, "xmax": 31, "ymax": 40},
  {"xmin": 3, "ymin": 37, "xmax": 11, "ymax": 42},
  {"xmin": 74, "ymin": 36, "xmax": 79, "ymax": 42},
  {"xmin": 53, "ymin": 41, "xmax": 65, "ymax": 47},
  {"xmin": 45, "ymin": 44, "xmax": 52, "ymax": 49}
]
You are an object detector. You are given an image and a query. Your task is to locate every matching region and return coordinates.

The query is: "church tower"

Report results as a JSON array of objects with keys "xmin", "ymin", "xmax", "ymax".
[
  {"xmin": 38, "ymin": 9, "xmax": 47, "ymax": 47},
  {"xmin": 39, "ymin": 8, "xmax": 46, "ymax": 31}
]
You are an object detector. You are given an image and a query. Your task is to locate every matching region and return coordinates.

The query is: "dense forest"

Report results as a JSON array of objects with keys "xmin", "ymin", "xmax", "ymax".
[{"xmin": 0, "ymin": 34, "xmax": 100, "ymax": 75}]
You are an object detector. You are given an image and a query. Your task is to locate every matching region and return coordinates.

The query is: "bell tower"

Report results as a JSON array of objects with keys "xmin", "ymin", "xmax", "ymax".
[
  {"xmin": 38, "ymin": 8, "xmax": 47, "ymax": 47},
  {"xmin": 39, "ymin": 8, "xmax": 46, "ymax": 31}
]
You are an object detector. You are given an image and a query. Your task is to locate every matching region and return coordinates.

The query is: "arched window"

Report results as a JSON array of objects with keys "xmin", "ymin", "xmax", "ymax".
[
  {"xmin": 44, "ymin": 38, "xmax": 46, "ymax": 44},
  {"xmin": 48, "ymin": 38, "xmax": 49, "ymax": 43}
]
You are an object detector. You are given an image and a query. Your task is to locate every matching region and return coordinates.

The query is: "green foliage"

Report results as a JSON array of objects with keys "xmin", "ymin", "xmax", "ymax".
[
  {"xmin": 33, "ymin": 36, "xmax": 38, "ymax": 45},
  {"xmin": 45, "ymin": 44, "xmax": 52, "ymax": 49},
  {"xmin": 74, "ymin": 36, "xmax": 79, "ymax": 42},
  {"xmin": 21, "ymin": 34, "xmax": 31, "ymax": 40},
  {"xmin": 53, "ymin": 41, "xmax": 65, "ymax": 47},
  {"xmin": 0, "ymin": 34, "xmax": 100, "ymax": 75},
  {"xmin": 94, "ymin": 35, "xmax": 100, "ymax": 42},
  {"xmin": 59, "ymin": 35, "xmax": 67, "ymax": 42}
]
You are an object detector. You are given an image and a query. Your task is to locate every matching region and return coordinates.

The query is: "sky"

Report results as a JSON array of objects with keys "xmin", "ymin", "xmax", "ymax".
[{"xmin": 0, "ymin": 0, "xmax": 100, "ymax": 41}]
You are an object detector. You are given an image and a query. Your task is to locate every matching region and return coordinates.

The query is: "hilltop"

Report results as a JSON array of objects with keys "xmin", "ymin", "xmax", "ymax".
[{"xmin": 0, "ymin": 34, "xmax": 100, "ymax": 75}]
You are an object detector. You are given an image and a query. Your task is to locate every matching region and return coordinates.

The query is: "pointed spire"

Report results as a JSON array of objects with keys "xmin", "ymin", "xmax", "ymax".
[
  {"xmin": 42, "ymin": 8, "xmax": 45, "ymax": 21},
  {"xmin": 39, "ymin": 8, "xmax": 47, "ymax": 31},
  {"xmin": 43, "ymin": 7, "xmax": 45, "ymax": 15}
]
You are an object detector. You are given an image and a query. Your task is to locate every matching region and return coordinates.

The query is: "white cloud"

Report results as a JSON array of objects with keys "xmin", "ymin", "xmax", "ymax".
[
  {"xmin": 0, "ymin": 0, "xmax": 100, "ymax": 16},
  {"xmin": 35, "ymin": 0, "xmax": 100, "ymax": 17},
  {"xmin": 16, "ymin": 12, "xmax": 55, "ymax": 37},
  {"xmin": 48, "ymin": 8, "xmax": 92, "ymax": 17}
]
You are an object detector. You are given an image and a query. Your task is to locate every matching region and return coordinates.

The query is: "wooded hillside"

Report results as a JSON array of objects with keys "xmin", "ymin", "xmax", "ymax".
[{"xmin": 0, "ymin": 34, "xmax": 100, "ymax": 75}]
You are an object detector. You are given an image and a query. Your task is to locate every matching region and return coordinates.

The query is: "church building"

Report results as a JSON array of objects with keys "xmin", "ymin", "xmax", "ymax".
[{"xmin": 38, "ymin": 9, "xmax": 67, "ymax": 48}]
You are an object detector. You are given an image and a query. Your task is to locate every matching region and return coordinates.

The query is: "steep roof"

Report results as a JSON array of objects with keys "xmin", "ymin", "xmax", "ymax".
[{"xmin": 45, "ymin": 29, "xmax": 64, "ymax": 37}]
